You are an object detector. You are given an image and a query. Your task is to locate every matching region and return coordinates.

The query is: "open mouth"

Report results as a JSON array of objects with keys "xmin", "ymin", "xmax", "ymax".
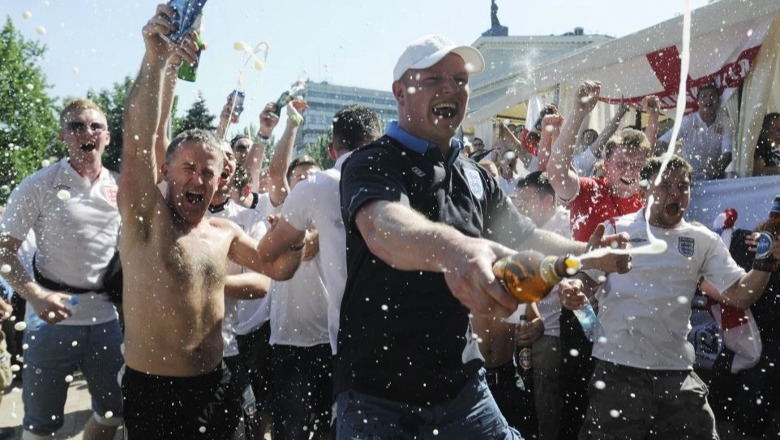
[
  {"xmin": 81, "ymin": 143, "xmax": 97, "ymax": 152},
  {"xmin": 432, "ymin": 102, "xmax": 458, "ymax": 119},
  {"xmin": 184, "ymin": 192, "xmax": 204, "ymax": 205},
  {"xmin": 665, "ymin": 202, "xmax": 681, "ymax": 216}
]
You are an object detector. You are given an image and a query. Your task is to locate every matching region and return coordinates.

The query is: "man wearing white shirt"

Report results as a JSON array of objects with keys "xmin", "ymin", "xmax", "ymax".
[
  {"xmin": 257, "ymin": 104, "xmax": 383, "ymax": 353},
  {"xmin": 657, "ymin": 83, "xmax": 734, "ymax": 180},
  {"xmin": 0, "ymin": 99, "xmax": 123, "ymax": 440},
  {"xmin": 560, "ymin": 155, "xmax": 777, "ymax": 439}
]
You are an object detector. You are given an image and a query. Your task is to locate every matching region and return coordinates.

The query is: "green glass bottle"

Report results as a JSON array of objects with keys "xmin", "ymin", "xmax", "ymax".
[{"xmin": 178, "ymin": 14, "xmax": 204, "ymax": 82}]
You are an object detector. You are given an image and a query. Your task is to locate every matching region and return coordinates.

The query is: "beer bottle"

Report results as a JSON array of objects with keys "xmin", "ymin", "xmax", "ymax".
[
  {"xmin": 753, "ymin": 195, "xmax": 780, "ymax": 272},
  {"xmin": 493, "ymin": 251, "xmax": 580, "ymax": 303},
  {"xmin": 517, "ymin": 312, "xmax": 533, "ymax": 386},
  {"xmin": 178, "ymin": 14, "xmax": 204, "ymax": 82}
]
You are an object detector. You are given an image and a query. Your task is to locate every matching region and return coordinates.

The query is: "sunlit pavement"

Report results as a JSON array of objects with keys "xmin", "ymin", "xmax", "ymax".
[{"xmin": 0, "ymin": 377, "xmax": 123, "ymax": 440}]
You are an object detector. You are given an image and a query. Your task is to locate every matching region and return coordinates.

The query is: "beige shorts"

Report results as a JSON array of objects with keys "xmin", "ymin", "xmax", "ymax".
[{"xmin": 0, "ymin": 329, "xmax": 12, "ymax": 389}]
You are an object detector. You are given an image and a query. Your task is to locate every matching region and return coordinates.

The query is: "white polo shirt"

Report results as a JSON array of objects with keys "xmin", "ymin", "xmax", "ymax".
[
  {"xmin": 281, "ymin": 153, "xmax": 350, "ymax": 353},
  {"xmin": 207, "ymin": 200, "xmax": 267, "ymax": 357},
  {"xmin": 592, "ymin": 210, "xmax": 744, "ymax": 370},
  {"xmin": 659, "ymin": 111, "xmax": 734, "ymax": 180},
  {"xmin": 1, "ymin": 159, "xmax": 120, "ymax": 325}
]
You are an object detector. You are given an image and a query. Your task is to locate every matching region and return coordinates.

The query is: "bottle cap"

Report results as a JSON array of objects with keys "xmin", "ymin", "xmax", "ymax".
[{"xmin": 564, "ymin": 255, "xmax": 581, "ymax": 275}]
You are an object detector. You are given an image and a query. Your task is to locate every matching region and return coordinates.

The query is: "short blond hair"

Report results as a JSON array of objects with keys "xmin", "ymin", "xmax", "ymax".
[{"xmin": 59, "ymin": 99, "xmax": 105, "ymax": 126}]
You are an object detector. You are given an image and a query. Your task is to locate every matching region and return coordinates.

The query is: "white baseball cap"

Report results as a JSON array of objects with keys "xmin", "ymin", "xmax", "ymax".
[{"xmin": 393, "ymin": 35, "xmax": 485, "ymax": 81}]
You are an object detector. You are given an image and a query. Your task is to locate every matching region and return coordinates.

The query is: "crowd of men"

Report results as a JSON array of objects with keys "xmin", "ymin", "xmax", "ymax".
[{"xmin": 0, "ymin": 3, "xmax": 779, "ymax": 440}]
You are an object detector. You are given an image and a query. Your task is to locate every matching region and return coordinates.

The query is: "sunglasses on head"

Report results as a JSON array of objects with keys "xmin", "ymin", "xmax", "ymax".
[{"xmin": 68, "ymin": 121, "xmax": 107, "ymax": 134}]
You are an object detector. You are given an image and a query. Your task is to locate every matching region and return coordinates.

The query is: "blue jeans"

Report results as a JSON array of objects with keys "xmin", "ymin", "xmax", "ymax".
[
  {"xmin": 23, "ymin": 320, "xmax": 124, "ymax": 435},
  {"xmin": 335, "ymin": 369, "xmax": 522, "ymax": 440}
]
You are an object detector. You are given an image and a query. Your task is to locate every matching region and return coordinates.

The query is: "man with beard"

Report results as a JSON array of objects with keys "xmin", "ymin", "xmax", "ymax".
[
  {"xmin": 656, "ymin": 82, "xmax": 734, "ymax": 180},
  {"xmin": 560, "ymin": 155, "xmax": 778, "ymax": 439},
  {"xmin": 119, "ymin": 5, "xmax": 298, "ymax": 438},
  {"xmin": 0, "ymin": 98, "xmax": 124, "ymax": 440},
  {"xmin": 335, "ymin": 35, "xmax": 631, "ymax": 439}
]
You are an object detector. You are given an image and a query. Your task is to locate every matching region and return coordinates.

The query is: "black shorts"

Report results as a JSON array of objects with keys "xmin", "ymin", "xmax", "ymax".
[{"xmin": 121, "ymin": 362, "xmax": 245, "ymax": 440}]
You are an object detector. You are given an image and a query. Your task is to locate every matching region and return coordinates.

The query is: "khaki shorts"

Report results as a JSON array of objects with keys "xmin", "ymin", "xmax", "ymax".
[{"xmin": 0, "ymin": 329, "xmax": 12, "ymax": 389}]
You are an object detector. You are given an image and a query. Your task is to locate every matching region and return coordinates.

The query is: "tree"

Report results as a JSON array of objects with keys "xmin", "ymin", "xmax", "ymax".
[
  {"xmin": 0, "ymin": 17, "xmax": 61, "ymax": 202},
  {"xmin": 86, "ymin": 76, "xmax": 133, "ymax": 172},
  {"xmin": 174, "ymin": 93, "xmax": 216, "ymax": 134},
  {"xmin": 306, "ymin": 127, "xmax": 335, "ymax": 170}
]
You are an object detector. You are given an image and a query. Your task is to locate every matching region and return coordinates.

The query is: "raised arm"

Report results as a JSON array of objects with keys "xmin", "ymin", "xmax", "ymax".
[
  {"xmin": 267, "ymin": 101, "xmax": 305, "ymax": 206},
  {"xmin": 537, "ymin": 113, "xmax": 563, "ymax": 172},
  {"xmin": 590, "ymin": 102, "xmax": 629, "ymax": 157},
  {"xmin": 641, "ymin": 95, "xmax": 660, "ymax": 148},
  {"xmin": 245, "ymin": 102, "xmax": 280, "ymax": 191},
  {"xmin": 120, "ymin": 5, "xmax": 197, "ymax": 221},
  {"xmin": 547, "ymin": 81, "xmax": 601, "ymax": 201}
]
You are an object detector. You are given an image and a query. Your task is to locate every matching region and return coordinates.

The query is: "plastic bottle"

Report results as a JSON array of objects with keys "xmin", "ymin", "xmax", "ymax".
[
  {"xmin": 753, "ymin": 195, "xmax": 780, "ymax": 272},
  {"xmin": 573, "ymin": 301, "xmax": 604, "ymax": 343},
  {"xmin": 226, "ymin": 88, "xmax": 246, "ymax": 117},
  {"xmin": 493, "ymin": 251, "xmax": 580, "ymax": 303},
  {"xmin": 177, "ymin": 14, "xmax": 204, "ymax": 82},
  {"xmin": 166, "ymin": 0, "xmax": 208, "ymax": 45},
  {"xmin": 27, "ymin": 296, "xmax": 80, "ymax": 331}
]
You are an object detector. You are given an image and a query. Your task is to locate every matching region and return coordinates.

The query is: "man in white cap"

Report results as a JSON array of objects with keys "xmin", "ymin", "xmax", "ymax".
[{"xmin": 335, "ymin": 34, "xmax": 631, "ymax": 439}]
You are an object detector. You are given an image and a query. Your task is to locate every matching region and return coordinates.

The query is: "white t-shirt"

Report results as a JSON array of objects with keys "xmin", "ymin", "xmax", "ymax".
[
  {"xmin": 268, "ymin": 256, "xmax": 330, "ymax": 348},
  {"xmin": 1, "ymin": 159, "xmax": 120, "ymax": 325},
  {"xmin": 536, "ymin": 206, "xmax": 572, "ymax": 337},
  {"xmin": 591, "ymin": 210, "xmax": 744, "ymax": 370},
  {"xmin": 234, "ymin": 193, "xmax": 278, "ymax": 335},
  {"xmin": 206, "ymin": 200, "xmax": 267, "ymax": 357},
  {"xmin": 281, "ymin": 153, "xmax": 350, "ymax": 353},
  {"xmin": 659, "ymin": 111, "xmax": 734, "ymax": 180}
]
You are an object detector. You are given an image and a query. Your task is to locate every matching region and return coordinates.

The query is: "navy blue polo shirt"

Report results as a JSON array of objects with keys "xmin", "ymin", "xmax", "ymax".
[{"xmin": 337, "ymin": 124, "xmax": 536, "ymax": 405}]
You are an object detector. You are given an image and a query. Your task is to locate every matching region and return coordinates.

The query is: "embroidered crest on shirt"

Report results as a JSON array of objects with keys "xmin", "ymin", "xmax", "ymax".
[
  {"xmin": 678, "ymin": 236, "xmax": 695, "ymax": 257},
  {"xmin": 104, "ymin": 185, "xmax": 118, "ymax": 206},
  {"xmin": 464, "ymin": 168, "xmax": 484, "ymax": 200},
  {"xmin": 410, "ymin": 166, "xmax": 426, "ymax": 177}
]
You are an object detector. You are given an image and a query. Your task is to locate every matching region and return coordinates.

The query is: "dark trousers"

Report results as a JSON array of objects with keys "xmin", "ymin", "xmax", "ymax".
[
  {"xmin": 236, "ymin": 322, "xmax": 273, "ymax": 415},
  {"xmin": 559, "ymin": 308, "xmax": 594, "ymax": 440},
  {"xmin": 269, "ymin": 343, "xmax": 333, "ymax": 440},
  {"xmin": 487, "ymin": 360, "xmax": 538, "ymax": 439}
]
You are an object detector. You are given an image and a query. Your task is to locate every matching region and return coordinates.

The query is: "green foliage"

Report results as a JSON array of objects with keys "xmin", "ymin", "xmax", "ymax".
[
  {"xmin": 0, "ymin": 17, "xmax": 61, "ymax": 202},
  {"xmin": 174, "ymin": 94, "xmax": 216, "ymax": 134},
  {"xmin": 86, "ymin": 76, "xmax": 134, "ymax": 172},
  {"xmin": 306, "ymin": 127, "xmax": 334, "ymax": 170}
]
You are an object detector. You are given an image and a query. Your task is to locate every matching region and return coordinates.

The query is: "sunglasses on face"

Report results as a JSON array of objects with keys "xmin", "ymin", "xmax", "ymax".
[{"xmin": 67, "ymin": 121, "xmax": 107, "ymax": 134}]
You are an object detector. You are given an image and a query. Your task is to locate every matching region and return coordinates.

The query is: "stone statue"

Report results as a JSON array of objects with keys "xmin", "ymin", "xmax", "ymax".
[
  {"xmin": 483, "ymin": 0, "xmax": 508, "ymax": 37},
  {"xmin": 491, "ymin": 0, "xmax": 501, "ymax": 28}
]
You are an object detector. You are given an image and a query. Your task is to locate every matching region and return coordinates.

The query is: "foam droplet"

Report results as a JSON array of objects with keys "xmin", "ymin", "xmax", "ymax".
[
  {"xmin": 41, "ymin": 159, "xmax": 50, "ymax": 167},
  {"xmin": 676, "ymin": 295, "xmax": 689, "ymax": 304},
  {"xmin": 747, "ymin": 29, "xmax": 754, "ymax": 37},
  {"xmin": 25, "ymin": 84, "xmax": 34, "ymax": 91},
  {"xmin": 71, "ymin": 340, "xmax": 78, "ymax": 347},
  {"xmin": 594, "ymin": 380, "xmax": 606, "ymax": 390},
  {"xmin": 407, "ymin": 86, "xmax": 416, "ymax": 94},
  {"xmin": 65, "ymin": 374, "xmax": 73, "ymax": 383},
  {"xmin": 0, "ymin": 185, "xmax": 9, "ymax": 194},
  {"xmin": 1, "ymin": 264, "xmax": 11, "ymax": 274},
  {"xmin": 610, "ymin": 409, "xmax": 621, "ymax": 418},
  {"xmin": 14, "ymin": 322, "xmax": 27, "ymax": 332},
  {"xmin": 35, "ymin": 26, "xmax": 47, "ymax": 36},
  {"xmin": 72, "ymin": 67, "xmax": 80, "ymax": 75},
  {"xmin": 569, "ymin": 349, "xmax": 580, "ymax": 357},
  {"xmin": 10, "ymin": 365, "xmax": 20, "ymax": 372},
  {"xmin": 233, "ymin": 41, "xmax": 248, "ymax": 51},
  {"xmin": 47, "ymin": 311, "xmax": 55, "ymax": 319},
  {"xmin": 253, "ymin": 60, "xmax": 264, "ymax": 70},
  {"xmin": 56, "ymin": 189, "xmax": 71, "ymax": 201},
  {"xmin": 104, "ymin": 411, "xmax": 113, "ymax": 419},
  {"xmin": 199, "ymin": 426, "xmax": 207, "ymax": 434},
  {"xmin": 22, "ymin": 11, "xmax": 33, "ymax": 20}
]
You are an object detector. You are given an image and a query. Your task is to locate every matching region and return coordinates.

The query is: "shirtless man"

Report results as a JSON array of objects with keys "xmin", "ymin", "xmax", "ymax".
[{"xmin": 119, "ymin": 5, "xmax": 295, "ymax": 439}]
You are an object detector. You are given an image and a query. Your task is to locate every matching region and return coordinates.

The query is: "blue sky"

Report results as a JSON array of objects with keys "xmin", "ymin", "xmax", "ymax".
[{"xmin": 4, "ymin": 0, "xmax": 711, "ymax": 136}]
